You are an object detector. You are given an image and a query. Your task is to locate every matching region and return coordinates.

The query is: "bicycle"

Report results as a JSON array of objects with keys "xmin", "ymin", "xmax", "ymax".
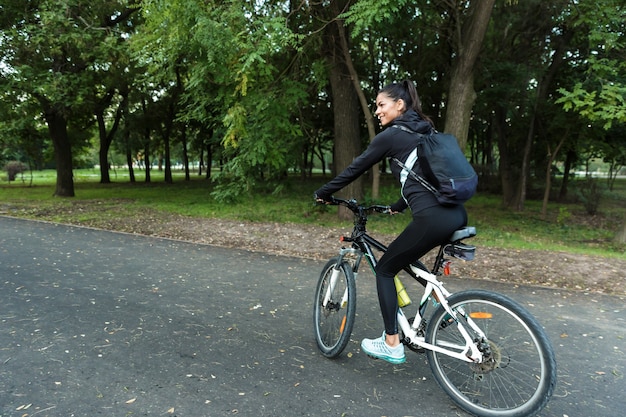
[{"xmin": 313, "ymin": 197, "xmax": 556, "ymax": 417}]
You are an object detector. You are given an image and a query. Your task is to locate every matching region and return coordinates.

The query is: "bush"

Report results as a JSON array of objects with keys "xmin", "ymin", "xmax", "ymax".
[
  {"xmin": 575, "ymin": 177, "xmax": 605, "ymax": 215},
  {"xmin": 4, "ymin": 161, "xmax": 27, "ymax": 181}
]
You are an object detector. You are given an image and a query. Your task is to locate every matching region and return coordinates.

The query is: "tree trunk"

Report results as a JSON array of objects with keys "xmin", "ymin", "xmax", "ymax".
[
  {"xmin": 495, "ymin": 106, "xmax": 516, "ymax": 206},
  {"xmin": 98, "ymin": 130, "xmax": 111, "ymax": 184},
  {"xmin": 541, "ymin": 135, "xmax": 566, "ymax": 218},
  {"xmin": 336, "ymin": 17, "xmax": 380, "ymax": 199},
  {"xmin": 517, "ymin": 29, "xmax": 574, "ymax": 211},
  {"xmin": 181, "ymin": 126, "xmax": 190, "ymax": 181},
  {"xmin": 558, "ymin": 149, "xmax": 576, "ymax": 201},
  {"xmin": 124, "ymin": 129, "xmax": 135, "ymax": 183},
  {"xmin": 516, "ymin": 115, "xmax": 535, "ymax": 211},
  {"xmin": 163, "ymin": 102, "xmax": 174, "ymax": 184},
  {"xmin": 616, "ymin": 222, "xmax": 626, "ymax": 244},
  {"xmin": 198, "ymin": 148, "xmax": 204, "ymax": 176},
  {"xmin": 44, "ymin": 106, "xmax": 75, "ymax": 197},
  {"xmin": 443, "ymin": 0, "xmax": 496, "ymax": 150},
  {"xmin": 144, "ymin": 143, "xmax": 151, "ymax": 183},
  {"xmin": 206, "ymin": 141, "xmax": 213, "ymax": 179},
  {"xmin": 96, "ymin": 91, "xmax": 125, "ymax": 184},
  {"xmin": 141, "ymin": 98, "xmax": 152, "ymax": 183},
  {"xmin": 326, "ymin": 0, "xmax": 362, "ymax": 219}
]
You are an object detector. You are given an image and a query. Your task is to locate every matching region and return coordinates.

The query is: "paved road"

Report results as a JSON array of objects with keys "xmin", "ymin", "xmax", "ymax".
[{"xmin": 1, "ymin": 216, "xmax": 624, "ymax": 417}]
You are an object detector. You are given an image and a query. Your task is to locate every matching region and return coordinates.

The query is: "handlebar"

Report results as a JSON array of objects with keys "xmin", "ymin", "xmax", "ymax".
[{"xmin": 315, "ymin": 196, "xmax": 391, "ymax": 215}]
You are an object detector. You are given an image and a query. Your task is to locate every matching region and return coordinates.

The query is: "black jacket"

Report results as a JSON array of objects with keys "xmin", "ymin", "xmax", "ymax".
[{"xmin": 315, "ymin": 110, "xmax": 439, "ymax": 214}]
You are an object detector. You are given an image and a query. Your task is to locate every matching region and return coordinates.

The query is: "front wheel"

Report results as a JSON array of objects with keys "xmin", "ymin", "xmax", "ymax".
[
  {"xmin": 425, "ymin": 290, "xmax": 556, "ymax": 417},
  {"xmin": 313, "ymin": 257, "xmax": 356, "ymax": 358}
]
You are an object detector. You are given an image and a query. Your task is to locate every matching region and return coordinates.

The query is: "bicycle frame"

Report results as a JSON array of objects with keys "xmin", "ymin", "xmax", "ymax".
[{"xmin": 332, "ymin": 231, "xmax": 488, "ymax": 364}]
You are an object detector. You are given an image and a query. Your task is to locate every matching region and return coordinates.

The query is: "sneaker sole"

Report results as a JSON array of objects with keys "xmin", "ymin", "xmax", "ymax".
[{"xmin": 361, "ymin": 346, "xmax": 406, "ymax": 364}]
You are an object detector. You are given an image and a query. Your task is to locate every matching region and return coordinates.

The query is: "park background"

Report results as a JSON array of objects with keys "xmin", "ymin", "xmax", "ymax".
[{"xmin": 1, "ymin": 0, "xmax": 625, "ymax": 262}]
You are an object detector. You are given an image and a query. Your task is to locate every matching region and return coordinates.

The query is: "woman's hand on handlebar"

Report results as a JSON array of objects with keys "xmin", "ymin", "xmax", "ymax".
[{"xmin": 314, "ymin": 193, "xmax": 335, "ymax": 205}]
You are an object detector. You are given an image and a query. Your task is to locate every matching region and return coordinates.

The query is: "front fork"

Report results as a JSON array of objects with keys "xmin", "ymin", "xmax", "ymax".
[{"xmin": 322, "ymin": 248, "xmax": 363, "ymax": 309}]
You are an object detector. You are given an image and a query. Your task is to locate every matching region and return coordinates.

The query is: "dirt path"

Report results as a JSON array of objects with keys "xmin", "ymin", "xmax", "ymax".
[{"xmin": 6, "ymin": 205, "xmax": 620, "ymax": 296}]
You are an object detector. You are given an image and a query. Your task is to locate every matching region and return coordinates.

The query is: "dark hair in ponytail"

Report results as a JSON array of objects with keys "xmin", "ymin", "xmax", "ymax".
[{"xmin": 379, "ymin": 80, "xmax": 434, "ymax": 127}]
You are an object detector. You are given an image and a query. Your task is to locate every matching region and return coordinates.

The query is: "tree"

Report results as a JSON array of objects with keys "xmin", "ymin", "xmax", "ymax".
[
  {"xmin": 95, "ymin": 87, "xmax": 127, "ymax": 183},
  {"xmin": 343, "ymin": 0, "xmax": 496, "ymax": 153},
  {"xmin": 554, "ymin": 0, "xmax": 626, "ymax": 240},
  {"xmin": 336, "ymin": 17, "xmax": 380, "ymax": 199},
  {"xmin": 0, "ymin": 0, "xmax": 140, "ymax": 196},
  {"xmin": 133, "ymin": 0, "xmax": 306, "ymax": 198},
  {"xmin": 477, "ymin": 0, "xmax": 586, "ymax": 209},
  {"xmin": 556, "ymin": 0, "xmax": 626, "ymax": 130},
  {"xmin": 442, "ymin": 0, "xmax": 496, "ymax": 150},
  {"xmin": 0, "ymin": 95, "xmax": 48, "ymax": 174},
  {"xmin": 311, "ymin": 0, "xmax": 364, "ymax": 216}
]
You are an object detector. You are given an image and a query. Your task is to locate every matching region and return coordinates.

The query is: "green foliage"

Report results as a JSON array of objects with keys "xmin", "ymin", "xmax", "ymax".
[
  {"xmin": 557, "ymin": 83, "xmax": 626, "ymax": 129},
  {"xmin": 555, "ymin": 0, "xmax": 626, "ymax": 129},
  {"xmin": 135, "ymin": 0, "xmax": 306, "ymax": 198},
  {"xmin": 2, "ymin": 0, "xmax": 626, "ymax": 212},
  {"xmin": 341, "ymin": 0, "xmax": 410, "ymax": 36},
  {"xmin": 556, "ymin": 206, "xmax": 571, "ymax": 226},
  {"xmin": 1, "ymin": 0, "xmax": 140, "ymax": 195}
]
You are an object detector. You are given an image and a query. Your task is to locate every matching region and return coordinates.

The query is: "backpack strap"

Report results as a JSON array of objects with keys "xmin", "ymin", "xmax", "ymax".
[
  {"xmin": 392, "ymin": 157, "xmax": 440, "ymax": 197},
  {"xmin": 390, "ymin": 125, "xmax": 440, "ymax": 197}
]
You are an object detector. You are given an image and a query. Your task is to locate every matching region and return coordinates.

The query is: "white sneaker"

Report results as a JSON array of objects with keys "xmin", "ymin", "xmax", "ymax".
[{"xmin": 361, "ymin": 333, "xmax": 406, "ymax": 364}]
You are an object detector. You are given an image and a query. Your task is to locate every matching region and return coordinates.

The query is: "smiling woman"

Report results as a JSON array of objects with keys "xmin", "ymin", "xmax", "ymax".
[
  {"xmin": 315, "ymin": 80, "xmax": 474, "ymax": 362},
  {"xmin": 375, "ymin": 93, "xmax": 405, "ymax": 126}
]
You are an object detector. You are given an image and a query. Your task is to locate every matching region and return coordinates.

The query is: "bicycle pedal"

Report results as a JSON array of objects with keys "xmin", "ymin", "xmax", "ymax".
[
  {"xmin": 402, "ymin": 338, "xmax": 425, "ymax": 353},
  {"xmin": 407, "ymin": 344, "xmax": 425, "ymax": 354}
]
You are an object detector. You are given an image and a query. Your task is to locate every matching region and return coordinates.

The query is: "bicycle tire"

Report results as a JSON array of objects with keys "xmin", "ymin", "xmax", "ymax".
[
  {"xmin": 313, "ymin": 257, "xmax": 356, "ymax": 358},
  {"xmin": 425, "ymin": 290, "xmax": 556, "ymax": 417}
]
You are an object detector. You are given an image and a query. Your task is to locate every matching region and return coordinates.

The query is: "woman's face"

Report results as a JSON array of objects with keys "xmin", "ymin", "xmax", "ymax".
[{"xmin": 375, "ymin": 93, "xmax": 405, "ymax": 126}]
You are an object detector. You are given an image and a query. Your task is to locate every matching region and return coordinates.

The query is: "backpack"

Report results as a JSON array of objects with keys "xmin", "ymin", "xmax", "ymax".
[{"xmin": 392, "ymin": 126, "xmax": 478, "ymax": 206}]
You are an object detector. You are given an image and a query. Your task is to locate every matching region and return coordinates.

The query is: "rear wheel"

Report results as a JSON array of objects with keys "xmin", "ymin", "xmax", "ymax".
[
  {"xmin": 313, "ymin": 257, "xmax": 356, "ymax": 358},
  {"xmin": 425, "ymin": 290, "xmax": 556, "ymax": 417}
]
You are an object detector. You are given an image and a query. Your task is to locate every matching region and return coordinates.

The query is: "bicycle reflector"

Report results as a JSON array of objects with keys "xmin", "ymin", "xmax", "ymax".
[
  {"xmin": 469, "ymin": 312, "xmax": 493, "ymax": 319},
  {"xmin": 443, "ymin": 261, "xmax": 451, "ymax": 276}
]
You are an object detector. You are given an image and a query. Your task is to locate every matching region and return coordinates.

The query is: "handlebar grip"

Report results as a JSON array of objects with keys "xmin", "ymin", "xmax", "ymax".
[
  {"xmin": 314, "ymin": 194, "xmax": 338, "ymax": 205},
  {"xmin": 372, "ymin": 205, "xmax": 391, "ymax": 213}
]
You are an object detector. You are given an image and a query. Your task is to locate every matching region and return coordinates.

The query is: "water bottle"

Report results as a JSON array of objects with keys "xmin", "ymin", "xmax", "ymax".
[{"xmin": 394, "ymin": 275, "xmax": 412, "ymax": 307}]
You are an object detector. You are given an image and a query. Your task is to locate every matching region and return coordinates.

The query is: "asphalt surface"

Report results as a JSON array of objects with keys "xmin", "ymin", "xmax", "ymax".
[{"xmin": 1, "ymin": 216, "xmax": 624, "ymax": 417}]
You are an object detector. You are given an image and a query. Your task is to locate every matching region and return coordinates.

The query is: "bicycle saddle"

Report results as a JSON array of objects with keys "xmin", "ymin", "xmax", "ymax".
[{"xmin": 449, "ymin": 226, "xmax": 476, "ymax": 242}]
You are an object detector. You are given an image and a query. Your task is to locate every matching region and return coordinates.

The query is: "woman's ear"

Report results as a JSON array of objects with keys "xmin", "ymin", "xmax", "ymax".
[{"xmin": 396, "ymin": 99, "xmax": 406, "ymax": 112}]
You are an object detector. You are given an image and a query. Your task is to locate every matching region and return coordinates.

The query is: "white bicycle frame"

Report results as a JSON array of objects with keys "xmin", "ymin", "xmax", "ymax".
[
  {"xmin": 398, "ymin": 264, "xmax": 486, "ymax": 363},
  {"xmin": 324, "ymin": 247, "xmax": 488, "ymax": 364}
]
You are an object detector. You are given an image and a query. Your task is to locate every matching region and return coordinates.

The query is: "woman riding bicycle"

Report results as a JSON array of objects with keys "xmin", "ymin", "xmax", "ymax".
[{"xmin": 314, "ymin": 80, "xmax": 467, "ymax": 364}]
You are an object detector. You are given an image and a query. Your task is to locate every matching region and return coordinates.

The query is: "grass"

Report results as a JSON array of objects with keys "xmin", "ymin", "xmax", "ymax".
[{"xmin": 1, "ymin": 168, "xmax": 625, "ymax": 258}]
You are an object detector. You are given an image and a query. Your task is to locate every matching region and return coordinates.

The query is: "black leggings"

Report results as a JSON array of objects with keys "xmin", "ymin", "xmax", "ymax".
[{"xmin": 375, "ymin": 204, "xmax": 467, "ymax": 335}]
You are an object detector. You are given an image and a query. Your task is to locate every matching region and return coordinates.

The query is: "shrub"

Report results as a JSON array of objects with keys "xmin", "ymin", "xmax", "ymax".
[
  {"xmin": 4, "ymin": 161, "xmax": 27, "ymax": 181},
  {"xmin": 575, "ymin": 177, "xmax": 605, "ymax": 215}
]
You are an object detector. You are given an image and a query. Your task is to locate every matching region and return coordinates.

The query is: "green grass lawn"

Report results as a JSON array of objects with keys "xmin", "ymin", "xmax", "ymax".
[{"xmin": 2, "ymin": 168, "xmax": 625, "ymax": 258}]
